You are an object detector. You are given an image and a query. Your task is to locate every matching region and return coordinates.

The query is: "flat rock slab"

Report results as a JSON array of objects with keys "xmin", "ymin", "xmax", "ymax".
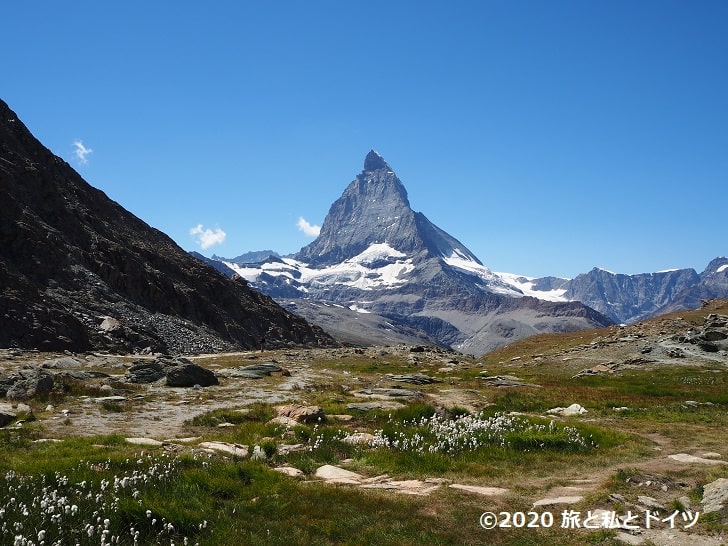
[
  {"xmin": 125, "ymin": 437, "xmax": 163, "ymax": 446},
  {"xmin": 479, "ymin": 375, "xmax": 542, "ymax": 388},
  {"xmin": 311, "ymin": 467, "xmax": 446, "ymax": 496},
  {"xmin": 315, "ymin": 464, "xmax": 364, "ymax": 483},
  {"xmin": 637, "ymin": 495, "xmax": 665, "ymax": 510},
  {"xmin": 41, "ymin": 357, "xmax": 82, "ymax": 369},
  {"xmin": 343, "ymin": 432, "xmax": 376, "ymax": 445},
  {"xmin": 347, "ymin": 401, "xmax": 406, "ymax": 411},
  {"xmin": 449, "ymin": 484, "xmax": 509, "ymax": 496},
  {"xmin": 532, "ymin": 495, "xmax": 584, "ymax": 507},
  {"xmin": 616, "ymin": 528, "xmax": 726, "ymax": 546},
  {"xmin": 273, "ymin": 466, "xmax": 304, "ymax": 477},
  {"xmin": 354, "ymin": 388, "xmax": 423, "ymax": 399},
  {"xmin": 277, "ymin": 444, "xmax": 306, "ymax": 455},
  {"xmin": 361, "ymin": 480, "xmax": 440, "ymax": 496},
  {"xmin": 386, "ymin": 374, "xmax": 441, "ymax": 385},
  {"xmin": 93, "ymin": 396, "xmax": 127, "ymax": 403},
  {"xmin": 223, "ymin": 370, "xmax": 270, "ymax": 379},
  {"xmin": 547, "ymin": 403, "xmax": 588, "ymax": 416},
  {"xmin": 223, "ymin": 363, "xmax": 290, "ymax": 379},
  {"xmin": 668, "ymin": 453, "xmax": 728, "ymax": 465},
  {"xmin": 269, "ymin": 415, "xmax": 300, "ymax": 428},
  {"xmin": 166, "ymin": 437, "xmax": 200, "ymax": 443},
  {"xmin": 198, "ymin": 441, "xmax": 249, "ymax": 457}
]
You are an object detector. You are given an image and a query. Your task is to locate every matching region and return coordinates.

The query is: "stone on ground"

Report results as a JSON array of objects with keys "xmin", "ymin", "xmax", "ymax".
[
  {"xmin": 275, "ymin": 404, "xmax": 325, "ymax": 423},
  {"xmin": 668, "ymin": 453, "xmax": 728, "ymax": 465},
  {"xmin": 273, "ymin": 466, "xmax": 304, "ymax": 477},
  {"xmin": 547, "ymin": 403, "xmax": 587, "ymax": 416},
  {"xmin": 449, "ymin": 484, "xmax": 509, "ymax": 496},
  {"xmin": 198, "ymin": 441, "xmax": 248, "ymax": 457},
  {"xmin": 314, "ymin": 465, "xmax": 363, "ymax": 484},
  {"xmin": 125, "ymin": 437, "xmax": 163, "ymax": 446},
  {"xmin": 702, "ymin": 477, "xmax": 728, "ymax": 513},
  {"xmin": 532, "ymin": 495, "xmax": 584, "ymax": 507}
]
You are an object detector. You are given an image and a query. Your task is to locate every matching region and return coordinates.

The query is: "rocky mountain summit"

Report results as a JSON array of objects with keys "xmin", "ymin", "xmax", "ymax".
[
  {"xmin": 213, "ymin": 150, "xmax": 613, "ymax": 355},
  {"xmin": 297, "ymin": 150, "xmax": 483, "ymax": 268},
  {"xmin": 0, "ymin": 99, "xmax": 334, "ymax": 354}
]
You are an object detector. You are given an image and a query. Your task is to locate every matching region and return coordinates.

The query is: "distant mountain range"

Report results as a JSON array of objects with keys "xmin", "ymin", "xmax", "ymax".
[
  {"xmin": 201, "ymin": 151, "xmax": 727, "ymax": 355},
  {"xmin": 0, "ymin": 98, "xmax": 335, "ymax": 354},
  {"xmin": 503, "ymin": 258, "xmax": 728, "ymax": 324},
  {"xmin": 202, "ymin": 151, "xmax": 623, "ymax": 355}
]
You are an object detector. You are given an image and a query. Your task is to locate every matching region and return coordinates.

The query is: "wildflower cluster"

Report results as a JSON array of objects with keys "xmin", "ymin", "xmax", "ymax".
[
  {"xmin": 0, "ymin": 453, "xmax": 201, "ymax": 546},
  {"xmin": 307, "ymin": 425, "xmax": 348, "ymax": 452},
  {"xmin": 370, "ymin": 412, "xmax": 598, "ymax": 455}
]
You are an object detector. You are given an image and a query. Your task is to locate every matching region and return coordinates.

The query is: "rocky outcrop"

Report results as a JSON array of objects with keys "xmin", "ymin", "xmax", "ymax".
[
  {"xmin": 681, "ymin": 313, "xmax": 728, "ymax": 353},
  {"xmin": 221, "ymin": 363, "xmax": 290, "ymax": 379},
  {"xmin": 1, "ymin": 368, "xmax": 54, "ymax": 400},
  {"xmin": 125, "ymin": 361, "xmax": 168, "ymax": 384},
  {"xmin": 165, "ymin": 360, "xmax": 219, "ymax": 388},
  {"xmin": 275, "ymin": 404, "xmax": 325, "ymax": 424},
  {"xmin": 0, "ymin": 98, "xmax": 336, "ymax": 354},
  {"xmin": 125, "ymin": 356, "xmax": 219, "ymax": 387}
]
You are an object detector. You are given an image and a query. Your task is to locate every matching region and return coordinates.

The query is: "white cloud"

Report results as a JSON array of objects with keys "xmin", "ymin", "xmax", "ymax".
[
  {"xmin": 297, "ymin": 217, "xmax": 321, "ymax": 237},
  {"xmin": 190, "ymin": 224, "xmax": 227, "ymax": 249},
  {"xmin": 72, "ymin": 139, "xmax": 93, "ymax": 164}
]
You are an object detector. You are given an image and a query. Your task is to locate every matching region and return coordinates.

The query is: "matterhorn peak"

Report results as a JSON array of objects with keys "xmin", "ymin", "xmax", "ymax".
[
  {"xmin": 295, "ymin": 150, "xmax": 485, "ymax": 268},
  {"xmin": 363, "ymin": 149, "xmax": 390, "ymax": 172}
]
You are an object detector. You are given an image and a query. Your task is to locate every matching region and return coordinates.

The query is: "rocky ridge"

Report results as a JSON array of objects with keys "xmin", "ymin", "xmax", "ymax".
[
  {"xmin": 554, "ymin": 257, "xmax": 728, "ymax": 324},
  {"xmin": 0, "ymin": 98, "xmax": 335, "ymax": 354}
]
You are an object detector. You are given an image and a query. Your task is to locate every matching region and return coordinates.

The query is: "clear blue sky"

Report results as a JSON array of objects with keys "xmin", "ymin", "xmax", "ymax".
[{"xmin": 3, "ymin": 1, "xmax": 726, "ymax": 278}]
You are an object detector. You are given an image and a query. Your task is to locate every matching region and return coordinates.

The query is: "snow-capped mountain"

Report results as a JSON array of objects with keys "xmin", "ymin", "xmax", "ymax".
[{"xmin": 208, "ymin": 150, "xmax": 613, "ymax": 355}]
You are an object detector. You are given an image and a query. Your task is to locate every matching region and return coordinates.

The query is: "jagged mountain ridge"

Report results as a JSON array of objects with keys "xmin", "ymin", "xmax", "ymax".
[
  {"xmin": 212, "ymin": 151, "xmax": 613, "ymax": 355},
  {"xmin": 504, "ymin": 257, "xmax": 728, "ymax": 324},
  {"xmin": 0, "ymin": 98, "xmax": 335, "ymax": 353},
  {"xmin": 562, "ymin": 267, "xmax": 701, "ymax": 324}
]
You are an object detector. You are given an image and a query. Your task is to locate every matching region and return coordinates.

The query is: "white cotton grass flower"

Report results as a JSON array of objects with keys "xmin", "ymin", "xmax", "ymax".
[{"xmin": 1, "ymin": 453, "xmax": 203, "ymax": 546}]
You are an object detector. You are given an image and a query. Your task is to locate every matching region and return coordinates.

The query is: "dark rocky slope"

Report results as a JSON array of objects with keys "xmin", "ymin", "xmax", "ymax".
[{"xmin": 0, "ymin": 99, "xmax": 335, "ymax": 354}]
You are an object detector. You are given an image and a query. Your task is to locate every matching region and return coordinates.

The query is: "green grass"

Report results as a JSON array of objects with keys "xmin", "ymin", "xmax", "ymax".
[
  {"xmin": 0, "ymin": 384, "xmax": 718, "ymax": 546},
  {"xmin": 188, "ymin": 402, "xmax": 275, "ymax": 427}
]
